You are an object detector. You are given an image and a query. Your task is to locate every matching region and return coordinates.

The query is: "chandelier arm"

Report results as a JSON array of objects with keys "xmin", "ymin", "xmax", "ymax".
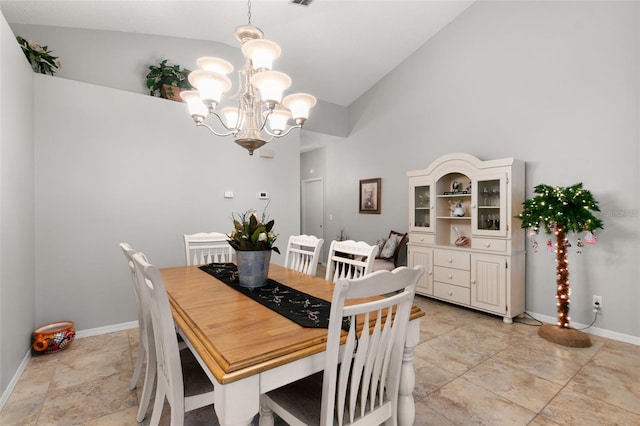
[
  {"xmin": 224, "ymin": 67, "xmax": 247, "ymax": 100},
  {"xmin": 196, "ymin": 121, "xmax": 236, "ymax": 137},
  {"xmin": 263, "ymin": 124, "xmax": 302, "ymax": 139}
]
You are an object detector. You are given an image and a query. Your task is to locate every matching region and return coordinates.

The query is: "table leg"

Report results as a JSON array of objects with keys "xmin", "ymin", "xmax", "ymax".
[
  {"xmin": 398, "ymin": 319, "xmax": 420, "ymax": 426},
  {"xmin": 215, "ymin": 377, "xmax": 259, "ymax": 426},
  {"xmin": 258, "ymin": 394, "xmax": 274, "ymax": 426}
]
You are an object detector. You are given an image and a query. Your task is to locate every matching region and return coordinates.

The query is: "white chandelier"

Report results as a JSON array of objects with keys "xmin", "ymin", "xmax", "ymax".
[{"xmin": 181, "ymin": 1, "xmax": 317, "ymax": 155}]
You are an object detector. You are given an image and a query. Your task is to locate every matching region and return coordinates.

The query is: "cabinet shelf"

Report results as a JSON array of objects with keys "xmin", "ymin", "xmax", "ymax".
[
  {"xmin": 436, "ymin": 216, "xmax": 471, "ymax": 220},
  {"xmin": 437, "ymin": 194, "xmax": 471, "ymax": 198}
]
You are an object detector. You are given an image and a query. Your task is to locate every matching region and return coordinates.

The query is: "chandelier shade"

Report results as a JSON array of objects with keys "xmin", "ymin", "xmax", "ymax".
[{"xmin": 181, "ymin": 2, "xmax": 316, "ymax": 155}]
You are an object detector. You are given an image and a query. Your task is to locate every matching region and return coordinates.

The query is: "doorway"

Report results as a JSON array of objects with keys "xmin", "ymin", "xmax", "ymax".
[{"xmin": 301, "ymin": 178, "xmax": 324, "ymax": 261}]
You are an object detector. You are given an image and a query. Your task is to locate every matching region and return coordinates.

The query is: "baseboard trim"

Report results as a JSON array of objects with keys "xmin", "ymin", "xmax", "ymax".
[
  {"xmin": 74, "ymin": 320, "xmax": 138, "ymax": 339},
  {"xmin": 0, "ymin": 350, "xmax": 31, "ymax": 412},
  {"xmin": 526, "ymin": 311, "xmax": 640, "ymax": 346}
]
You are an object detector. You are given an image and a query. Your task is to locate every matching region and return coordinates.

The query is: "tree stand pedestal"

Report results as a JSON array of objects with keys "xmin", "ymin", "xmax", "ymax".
[{"xmin": 538, "ymin": 324, "xmax": 592, "ymax": 348}]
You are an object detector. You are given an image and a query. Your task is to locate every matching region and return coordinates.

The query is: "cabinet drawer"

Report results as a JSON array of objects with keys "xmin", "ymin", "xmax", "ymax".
[
  {"xmin": 434, "ymin": 282, "xmax": 470, "ymax": 305},
  {"xmin": 472, "ymin": 238, "xmax": 507, "ymax": 252},
  {"xmin": 434, "ymin": 249, "xmax": 470, "ymax": 270},
  {"xmin": 434, "ymin": 266, "xmax": 470, "ymax": 288},
  {"xmin": 410, "ymin": 233, "xmax": 435, "ymax": 245}
]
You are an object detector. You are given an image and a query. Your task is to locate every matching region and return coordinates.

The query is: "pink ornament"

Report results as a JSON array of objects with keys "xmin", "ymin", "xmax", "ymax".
[{"xmin": 584, "ymin": 231, "xmax": 596, "ymax": 244}]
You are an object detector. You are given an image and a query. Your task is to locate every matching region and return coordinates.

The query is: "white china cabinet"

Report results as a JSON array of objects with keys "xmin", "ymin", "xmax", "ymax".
[{"xmin": 407, "ymin": 153, "xmax": 525, "ymax": 323}]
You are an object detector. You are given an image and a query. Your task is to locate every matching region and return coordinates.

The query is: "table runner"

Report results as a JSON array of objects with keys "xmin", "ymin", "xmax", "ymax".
[{"xmin": 199, "ymin": 263, "xmax": 332, "ymax": 328}]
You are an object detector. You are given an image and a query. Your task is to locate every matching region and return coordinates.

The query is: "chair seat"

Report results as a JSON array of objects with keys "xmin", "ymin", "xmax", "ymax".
[
  {"xmin": 266, "ymin": 372, "xmax": 324, "ymax": 426},
  {"xmin": 266, "ymin": 372, "xmax": 389, "ymax": 426},
  {"xmin": 372, "ymin": 258, "xmax": 395, "ymax": 271}
]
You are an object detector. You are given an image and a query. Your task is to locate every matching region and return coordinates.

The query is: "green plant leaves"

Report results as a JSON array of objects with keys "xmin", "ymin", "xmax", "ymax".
[{"xmin": 145, "ymin": 58, "xmax": 192, "ymax": 97}]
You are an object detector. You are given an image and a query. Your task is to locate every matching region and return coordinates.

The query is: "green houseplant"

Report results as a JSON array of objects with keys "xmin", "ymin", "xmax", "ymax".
[
  {"xmin": 16, "ymin": 36, "xmax": 60, "ymax": 75},
  {"xmin": 516, "ymin": 182, "xmax": 603, "ymax": 347},
  {"xmin": 228, "ymin": 210, "xmax": 279, "ymax": 289},
  {"xmin": 145, "ymin": 59, "xmax": 192, "ymax": 101}
]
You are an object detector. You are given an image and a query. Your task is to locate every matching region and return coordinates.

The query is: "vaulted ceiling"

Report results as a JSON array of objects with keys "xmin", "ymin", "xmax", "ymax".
[{"xmin": 0, "ymin": 0, "xmax": 474, "ymax": 107}]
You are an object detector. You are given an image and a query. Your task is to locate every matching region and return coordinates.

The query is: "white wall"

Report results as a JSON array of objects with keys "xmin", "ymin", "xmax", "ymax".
[
  {"xmin": 34, "ymin": 76, "xmax": 300, "ymax": 330},
  {"xmin": 10, "ymin": 24, "xmax": 349, "ymax": 138},
  {"xmin": 318, "ymin": 0, "xmax": 639, "ymax": 338},
  {"xmin": 0, "ymin": 12, "xmax": 35, "ymax": 397}
]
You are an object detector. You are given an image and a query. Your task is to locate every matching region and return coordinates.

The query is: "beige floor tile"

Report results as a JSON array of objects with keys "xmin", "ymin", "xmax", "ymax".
[
  {"xmin": 0, "ymin": 392, "xmax": 46, "ymax": 426},
  {"xmin": 463, "ymin": 358, "xmax": 562, "ymax": 412},
  {"xmin": 424, "ymin": 377, "xmax": 537, "ymax": 425},
  {"xmin": 50, "ymin": 345, "xmax": 133, "ymax": 390},
  {"xmin": 414, "ymin": 322, "xmax": 514, "ymax": 375},
  {"xmin": 36, "ymin": 373, "xmax": 137, "ymax": 425},
  {"xmin": 413, "ymin": 360, "xmax": 457, "ymax": 400},
  {"xmin": 539, "ymin": 387, "xmax": 640, "ymax": 425},
  {"xmin": 7, "ymin": 355, "xmax": 58, "ymax": 403},
  {"xmin": 414, "ymin": 400, "xmax": 456, "ymax": 426},
  {"xmin": 491, "ymin": 340, "xmax": 586, "ymax": 385},
  {"xmin": 528, "ymin": 414, "xmax": 563, "ymax": 425},
  {"xmin": 567, "ymin": 360, "xmax": 640, "ymax": 415}
]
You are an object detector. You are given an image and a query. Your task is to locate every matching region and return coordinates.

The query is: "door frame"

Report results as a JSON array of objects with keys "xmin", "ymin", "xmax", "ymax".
[{"xmin": 301, "ymin": 177, "xmax": 324, "ymax": 256}]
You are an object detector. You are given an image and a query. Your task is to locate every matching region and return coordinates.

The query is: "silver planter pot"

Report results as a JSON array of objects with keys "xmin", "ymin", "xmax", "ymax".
[{"xmin": 236, "ymin": 250, "xmax": 271, "ymax": 288}]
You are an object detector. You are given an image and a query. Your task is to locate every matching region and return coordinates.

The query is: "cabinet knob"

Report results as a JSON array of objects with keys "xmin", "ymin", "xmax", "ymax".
[
  {"xmin": 420, "ymin": 237, "xmax": 424, "ymax": 241},
  {"xmin": 471, "ymin": 279, "xmax": 476, "ymax": 284},
  {"xmin": 428, "ymin": 271, "xmax": 433, "ymax": 275},
  {"xmin": 471, "ymin": 204, "xmax": 476, "ymax": 208},
  {"xmin": 448, "ymin": 291, "xmax": 453, "ymax": 296},
  {"xmin": 447, "ymin": 258, "xmax": 453, "ymax": 263},
  {"xmin": 485, "ymin": 243, "xmax": 491, "ymax": 248},
  {"xmin": 447, "ymin": 274, "xmax": 453, "ymax": 279}
]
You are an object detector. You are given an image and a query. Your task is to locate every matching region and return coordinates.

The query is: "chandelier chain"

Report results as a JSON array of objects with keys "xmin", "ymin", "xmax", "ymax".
[{"xmin": 247, "ymin": 0, "xmax": 252, "ymax": 25}]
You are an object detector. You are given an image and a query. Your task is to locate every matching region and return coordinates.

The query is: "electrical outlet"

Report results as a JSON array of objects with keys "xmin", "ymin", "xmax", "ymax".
[{"xmin": 592, "ymin": 295, "xmax": 602, "ymax": 313}]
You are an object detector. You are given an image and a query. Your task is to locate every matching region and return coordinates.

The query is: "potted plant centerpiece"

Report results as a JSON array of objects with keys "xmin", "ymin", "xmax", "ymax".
[
  {"xmin": 228, "ymin": 210, "xmax": 279, "ymax": 288},
  {"xmin": 145, "ymin": 59, "xmax": 192, "ymax": 101},
  {"xmin": 16, "ymin": 36, "xmax": 60, "ymax": 75}
]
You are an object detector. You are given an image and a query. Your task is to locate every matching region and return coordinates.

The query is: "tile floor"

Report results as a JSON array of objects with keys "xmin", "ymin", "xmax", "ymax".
[{"xmin": 1, "ymin": 296, "xmax": 639, "ymax": 425}]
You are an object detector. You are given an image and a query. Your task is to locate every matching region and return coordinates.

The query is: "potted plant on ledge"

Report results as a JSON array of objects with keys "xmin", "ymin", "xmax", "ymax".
[
  {"xmin": 516, "ymin": 183, "xmax": 603, "ymax": 348},
  {"xmin": 145, "ymin": 59, "xmax": 192, "ymax": 101},
  {"xmin": 16, "ymin": 36, "xmax": 60, "ymax": 75}
]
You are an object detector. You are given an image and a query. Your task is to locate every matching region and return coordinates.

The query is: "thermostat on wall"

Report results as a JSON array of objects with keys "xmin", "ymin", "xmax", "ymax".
[{"xmin": 258, "ymin": 192, "xmax": 269, "ymax": 199}]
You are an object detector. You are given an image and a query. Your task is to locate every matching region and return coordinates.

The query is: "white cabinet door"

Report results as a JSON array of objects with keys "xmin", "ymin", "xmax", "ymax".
[
  {"xmin": 472, "ymin": 173, "xmax": 508, "ymax": 238},
  {"xmin": 470, "ymin": 254, "xmax": 506, "ymax": 314},
  {"xmin": 408, "ymin": 245, "xmax": 433, "ymax": 295},
  {"xmin": 409, "ymin": 178, "xmax": 434, "ymax": 233}
]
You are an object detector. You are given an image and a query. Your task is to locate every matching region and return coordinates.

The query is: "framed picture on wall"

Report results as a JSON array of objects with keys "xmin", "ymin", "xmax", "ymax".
[{"xmin": 359, "ymin": 178, "xmax": 381, "ymax": 214}]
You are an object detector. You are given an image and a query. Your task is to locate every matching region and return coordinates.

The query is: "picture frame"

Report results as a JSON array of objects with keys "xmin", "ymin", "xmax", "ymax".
[{"xmin": 359, "ymin": 178, "xmax": 381, "ymax": 214}]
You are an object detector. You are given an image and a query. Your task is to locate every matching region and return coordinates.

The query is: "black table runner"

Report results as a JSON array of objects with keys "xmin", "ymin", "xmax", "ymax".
[{"xmin": 199, "ymin": 263, "xmax": 332, "ymax": 328}]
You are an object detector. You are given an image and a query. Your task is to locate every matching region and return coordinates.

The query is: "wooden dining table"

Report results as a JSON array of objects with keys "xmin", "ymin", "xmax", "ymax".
[{"xmin": 161, "ymin": 263, "xmax": 425, "ymax": 426}]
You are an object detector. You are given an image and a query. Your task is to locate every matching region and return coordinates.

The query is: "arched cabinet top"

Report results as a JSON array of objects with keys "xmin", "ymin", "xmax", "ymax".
[{"xmin": 407, "ymin": 153, "xmax": 517, "ymax": 178}]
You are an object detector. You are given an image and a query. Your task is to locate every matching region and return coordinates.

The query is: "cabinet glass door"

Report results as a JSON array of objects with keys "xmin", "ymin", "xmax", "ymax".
[
  {"xmin": 473, "ymin": 174, "xmax": 507, "ymax": 237},
  {"xmin": 410, "ymin": 181, "xmax": 434, "ymax": 232}
]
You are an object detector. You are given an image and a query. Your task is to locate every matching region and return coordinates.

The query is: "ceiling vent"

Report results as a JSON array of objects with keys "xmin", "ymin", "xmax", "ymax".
[{"xmin": 290, "ymin": 0, "xmax": 313, "ymax": 6}]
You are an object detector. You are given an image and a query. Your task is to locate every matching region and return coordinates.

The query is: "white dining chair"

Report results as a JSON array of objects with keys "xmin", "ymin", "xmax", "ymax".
[
  {"xmin": 119, "ymin": 243, "xmax": 157, "ymax": 422},
  {"xmin": 132, "ymin": 252, "xmax": 215, "ymax": 426},
  {"xmin": 325, "ymin": 239, "xmax": 378, "ymax": 283},
  {"xmin": 184, "ymin": 232, "xmax": 233, "ymax": 266},
  {"xmin": 260, "ymin": 265, "xmax": 424, "ymax": 426},
  {"xmin": 284, "ymin": 234, "xmax": 324, "ymax": 276}
]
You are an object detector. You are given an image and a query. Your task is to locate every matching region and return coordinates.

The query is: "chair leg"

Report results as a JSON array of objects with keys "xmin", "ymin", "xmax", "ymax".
[
  {"xmin": 259, "ymin": 394, "xmax": 275, "ymax": 426},
  {"xmin": 130, "ymin": 342, "xmax": 145, "ymax": 390},
  {"xmin": 136, "ymin": 351, "xmax": 156, "ymax": 422},
  {"xmin": 149, "ymin": 385, "xmax": 165, "ymax": 426}
]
